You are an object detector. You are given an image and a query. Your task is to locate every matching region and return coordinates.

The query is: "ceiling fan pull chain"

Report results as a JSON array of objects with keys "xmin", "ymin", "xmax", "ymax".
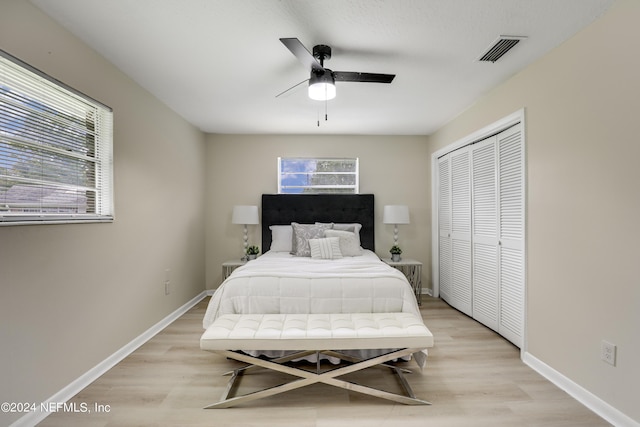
[
  {"xmin": 311, "ymin": 85, "xmax": 330, "ymax": 127},
  {"xmin": 325, "ymin": 98, "xmax": 328, "ymax": 122}
]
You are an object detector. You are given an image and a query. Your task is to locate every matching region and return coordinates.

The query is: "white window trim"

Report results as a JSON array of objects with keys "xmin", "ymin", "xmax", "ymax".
[{"xmin": 277, "ymin": 157, "xmax": 359, "ymax": 194}]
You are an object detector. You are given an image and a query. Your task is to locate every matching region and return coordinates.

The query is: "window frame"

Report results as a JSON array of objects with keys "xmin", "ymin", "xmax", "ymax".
[
  {"xmin": 277, "ymin": 157, "xmax": 359, "ymax": 194},
  {"xmin": 0, "ymin": 49, "xmax": 114, "ymax": 226}
]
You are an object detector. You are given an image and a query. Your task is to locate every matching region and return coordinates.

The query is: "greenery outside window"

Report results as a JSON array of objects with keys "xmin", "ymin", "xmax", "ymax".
[
  {"xmin": 278, "ymin": 157, "xmax": 359, "ymax": 194},
  {"xmin": 0, "ymin": 50, "xmax": 113, "ymax": 225}
]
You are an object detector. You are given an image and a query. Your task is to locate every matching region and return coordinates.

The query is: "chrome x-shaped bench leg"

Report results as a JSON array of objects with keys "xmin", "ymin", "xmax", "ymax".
[{"xmin": 205, "ymin": 348, "xmax": 430, "ymax": 409}]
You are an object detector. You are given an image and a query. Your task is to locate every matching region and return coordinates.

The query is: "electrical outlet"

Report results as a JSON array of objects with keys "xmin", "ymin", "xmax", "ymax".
[
  {"xmin": 601, "ymin": 340, "xmax": 616, "ymax": 366},
  {"xmin": 164, "ymin": 269, "xmax": 171, "ymax": 295}
]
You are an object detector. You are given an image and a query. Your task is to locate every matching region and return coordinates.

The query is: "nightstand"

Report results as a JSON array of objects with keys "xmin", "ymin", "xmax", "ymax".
[
  {"xmin": 222, "ymin": 259, "xmax": 246, "ymax": 281},
  {"xmin": 381, "ymin": 258, "xmax": 423, "ymax": 305}
]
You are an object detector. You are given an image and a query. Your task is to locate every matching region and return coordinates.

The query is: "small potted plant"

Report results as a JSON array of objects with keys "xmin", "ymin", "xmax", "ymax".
[
  {"xmin": 389, "ymin": 245, "xmax": 402, "ymax": 262},
  {"xmin": 246, "ymin": 245, "xmax": 260, "ymax": 260}
]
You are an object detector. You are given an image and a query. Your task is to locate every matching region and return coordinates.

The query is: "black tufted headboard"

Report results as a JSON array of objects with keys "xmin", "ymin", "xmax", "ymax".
[{"xmin": 261, "ymin": 194, "xmax": 375, "ymax": 252}]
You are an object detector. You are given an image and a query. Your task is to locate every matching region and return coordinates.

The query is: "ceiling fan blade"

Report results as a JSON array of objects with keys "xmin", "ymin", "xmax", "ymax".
[
  {"xmin": 280, "ymin": 38, "xmax": 325, "ymax": 74},
  {"xmin": 333, "ymin": 71, "xmax": 395, "ymax": 83},
  {"xmin": 275, "ymin": 78, "xmax": 309, "ymax": 98}
]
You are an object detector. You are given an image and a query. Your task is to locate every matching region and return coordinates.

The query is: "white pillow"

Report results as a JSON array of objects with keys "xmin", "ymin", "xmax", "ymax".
[
  {"xmin": 309, "ymin": 237, "xmax": 343, "ymax": 260},
  {"xmin": 324, "ymin": 229, "xmax": 362, "ymax": 256},
  {"xmin": 269, "ymin": 225, "xmax": 293, "ymax": 252}
]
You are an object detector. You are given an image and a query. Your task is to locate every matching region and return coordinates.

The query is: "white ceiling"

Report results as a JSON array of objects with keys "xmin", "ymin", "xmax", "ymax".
[{"xmin": 31, "ymin": 0, "xmax": 613, "ymax": 135}]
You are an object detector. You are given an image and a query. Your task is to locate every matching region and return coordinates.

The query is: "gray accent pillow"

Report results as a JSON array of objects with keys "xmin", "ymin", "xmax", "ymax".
[
  {"xmin": 316, "ymin": 222, "xmax": 363, "ymax": 247},
  {"xmin": 324, "ymin": 229, "xmax": 362, "ymax": 256},
  {"xmin": 291, "ymin": 223, "xmax": 331, "ymax": 257}
]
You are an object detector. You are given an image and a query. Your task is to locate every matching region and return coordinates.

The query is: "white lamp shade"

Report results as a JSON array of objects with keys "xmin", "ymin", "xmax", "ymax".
[
  {"xmin": 232, "ymin": 205, "xmax": 259, "ymax": 225},
  {"xmin": 383, "ymin": 205, "xmax": 410, "ymax": 224}
]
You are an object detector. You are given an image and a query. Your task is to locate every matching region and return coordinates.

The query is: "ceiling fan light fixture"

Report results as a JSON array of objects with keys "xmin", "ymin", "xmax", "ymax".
[
  {"xmin": 279, "ymin": 38, "xmax": 394, "ymax": 101},
  {"xmin": 308, "ymin": 71, "xmax": 336, "ymax": 101}
]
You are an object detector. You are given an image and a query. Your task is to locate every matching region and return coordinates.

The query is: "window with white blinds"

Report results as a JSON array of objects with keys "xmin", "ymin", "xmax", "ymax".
[
  {"xmin": 278, "ymin": 157, "xmax": 359, "ymax": 194},
  {"xmin": 0, "ymin": 50, "xmax": 113, "ymax": 225}
]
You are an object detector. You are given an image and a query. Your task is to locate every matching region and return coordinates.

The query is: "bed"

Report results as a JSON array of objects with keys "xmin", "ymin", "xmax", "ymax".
[
  {"xmin": 203, "ymin": 194, "xmax": 421, "ymax": 336},
  {"xmin": 200, "ymin": 194, "xmax": 432, "ymax": 407}
]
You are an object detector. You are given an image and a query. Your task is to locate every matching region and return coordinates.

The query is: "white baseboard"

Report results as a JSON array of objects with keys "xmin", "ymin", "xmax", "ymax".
[
  {"xmin": 523, "ymin": 352, "xmax": 639, "ymax": 427},
  {"xmin": 12, "ymin": 291, "xmax": 209, "ymax": 427}
]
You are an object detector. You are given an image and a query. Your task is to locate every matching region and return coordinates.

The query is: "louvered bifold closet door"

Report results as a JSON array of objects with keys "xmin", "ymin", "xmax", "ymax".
[
  {"xmin": 449, "ymin": 147, "xmax": 472, "ymax": 316},
  {"xmin": 471, "ymin": 137, "xmax": 500, "ymax": 331},
  {"xmin": 497, "ymin": 124, "xmax": 524, "ymax": 347},
  {"xmin": 438, "ymin": 121, "xmax": 524, "ymax": 347},
  {"xmin": 438, "ymin": 155, "xmax": 452, "ymax": 302}
]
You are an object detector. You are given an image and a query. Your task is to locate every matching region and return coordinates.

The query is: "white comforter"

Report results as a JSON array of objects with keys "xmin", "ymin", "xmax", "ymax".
[{"xmin": 203, "ymin": 250, "xmax": 421, "ymax": 329}]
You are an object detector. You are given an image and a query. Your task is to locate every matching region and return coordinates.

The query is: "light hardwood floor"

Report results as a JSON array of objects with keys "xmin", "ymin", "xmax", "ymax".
[{"xmin": 39, "ymin": 296, "xmax": 610, "ymax": 426}]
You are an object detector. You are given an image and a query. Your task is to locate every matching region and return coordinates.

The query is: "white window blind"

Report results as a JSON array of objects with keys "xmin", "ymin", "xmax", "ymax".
[
  {"xmin": 0, "ymin": 50, "xmax": 113, "ymax": 225},
  {"xmin": 278, "ymin": 157, "xmax": 359, "ymax": 194}
]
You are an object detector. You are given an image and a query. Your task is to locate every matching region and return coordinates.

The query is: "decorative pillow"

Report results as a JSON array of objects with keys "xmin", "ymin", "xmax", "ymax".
[
  {"xmin": 291, "ymin": 223, "xmax": 332, "ymax": 257},
  {"xmin": 331, "ymin": 222, "xmax": 362, "ymax": 233},
  {"xmin": 317, "ymin": 222, "xmax": 363, "ymax": 247},
  {"xmin": 269, "ymin": 225, "xmax": 293, "ymax": 252},
  {"xmin": 308, "ymin": 237, "xmax": 343, "ymax": 260},
  {"xmin": 324, "ymin": 229, "xmax": 362, "ymax": 256}
]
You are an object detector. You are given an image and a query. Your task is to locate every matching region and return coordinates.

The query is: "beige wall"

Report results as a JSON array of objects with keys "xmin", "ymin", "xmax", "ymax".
[
  {"xmin": 0, "ymin": 2, "xmax": 206, "ymax": 425},
  {"xmin": 205, "ymin": 134, "xmax": 430, "ymax": 289},
  {"xmin": 426, "ymin": 0, "xmax": 640, "ymax": 422}
]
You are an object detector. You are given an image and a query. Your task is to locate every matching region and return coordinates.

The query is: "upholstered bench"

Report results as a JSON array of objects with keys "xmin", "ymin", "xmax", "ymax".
[{"xmin": 200, "ymin": 312, "xmax": 434, "ymax": 408}]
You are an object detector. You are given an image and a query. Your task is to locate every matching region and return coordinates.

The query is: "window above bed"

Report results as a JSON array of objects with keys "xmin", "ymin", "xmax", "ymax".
[
  {"xmin": 0, "ymin": 50, "xmax": 113, "ymax": 225},
  {"xmin": 277, "ymin": 157, "xmax": 359, "ymax": 194}
]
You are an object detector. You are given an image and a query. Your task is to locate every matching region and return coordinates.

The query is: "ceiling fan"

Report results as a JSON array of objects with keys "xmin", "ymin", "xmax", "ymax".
[{"xmin": 278, "ymin": 37, "xmax": 396, "ymax": 101}]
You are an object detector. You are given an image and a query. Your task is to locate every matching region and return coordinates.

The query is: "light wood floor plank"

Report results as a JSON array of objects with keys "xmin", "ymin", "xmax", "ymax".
[{"xmin": 39, "ymin": 296, "xmax": 610, "ymax": 426}]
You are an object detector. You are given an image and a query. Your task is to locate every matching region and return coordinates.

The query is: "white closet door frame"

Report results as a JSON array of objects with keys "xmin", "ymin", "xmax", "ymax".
[{"xmin": 431, "ymin": 109, "xmax": 527, "ymax": 350}]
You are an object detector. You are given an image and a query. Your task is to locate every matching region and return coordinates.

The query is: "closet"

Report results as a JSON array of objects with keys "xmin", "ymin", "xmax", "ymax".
[{"xmin": 438, "ymin": 123, "xmax": 524, "ymax": 347}]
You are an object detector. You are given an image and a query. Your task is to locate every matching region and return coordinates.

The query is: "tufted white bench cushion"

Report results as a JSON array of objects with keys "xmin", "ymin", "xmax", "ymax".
[{"xmin": 200, "ymin": 312, "xmax": 433, "ymax": 351}]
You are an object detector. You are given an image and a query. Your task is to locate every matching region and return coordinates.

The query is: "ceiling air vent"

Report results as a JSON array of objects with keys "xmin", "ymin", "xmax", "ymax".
[{"xmin": 478, "ymin": 36, "xmax": 527, "ymax": 63}]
